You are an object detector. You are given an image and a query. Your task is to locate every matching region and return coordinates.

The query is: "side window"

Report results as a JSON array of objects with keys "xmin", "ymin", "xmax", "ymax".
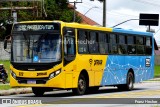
[
  {"xmin": 63, "ymin": 27, "xmax": 76, "ymax": 65},
  {"xmin": 64, "ymin": 37, "xmax": 75, "ymax": 55},
  {"xmin": 89, "ymin": 32, "xmax": 99, "ymax": 54},
  {"xmin": 99, "ymin": 32, "xmax": 109, "ymax": 54},
  {"xmin": 78, "ymin": 30, "xmax": 89, "ymax": 54},
  {"xmin": 136, "ymin": 36, "xmax": 145, "ymax": 55},
  {"xmin": 146, "ymin": 37, "xmax": 151, "ymax": 46},
  {"xmin": 118, "ymin": 35, "xmax": 127, "ymax": 54},
  {"xmin": 109, "ymin": 34, "xmax": 118, "ymax": 54},
  {"xmin": 127, "ymin": 36, "xmax": 136, "ymax": 54},
  {"xmin": 136, "ymin": 36, "xmax": 144, "ymax": 45},
  {"xmin": 127, "ymin": 36, "xmax": 134, "ymax": 44},
  {"xmin": 146, "ymin": 37, "xmax": 152, "ymax": 55}
]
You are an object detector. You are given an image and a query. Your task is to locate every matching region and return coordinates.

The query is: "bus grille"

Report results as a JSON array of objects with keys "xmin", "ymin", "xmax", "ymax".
[{"xmin": 16, "ymin": 77, "xmax": 48, "ymax": 84}]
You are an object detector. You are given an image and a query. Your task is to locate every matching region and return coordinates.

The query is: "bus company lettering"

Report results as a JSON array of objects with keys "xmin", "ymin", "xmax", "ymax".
[
  {"xmin": 89, "ymin": 59, "xmax": 103, "ymax": 66},
  {"xmin": 37, "ymin": 72, "xmax": 47, "ymax": 76},
  {"xmin": 94, "ymin": 60, "xmax": 102, "ymax": 66}
]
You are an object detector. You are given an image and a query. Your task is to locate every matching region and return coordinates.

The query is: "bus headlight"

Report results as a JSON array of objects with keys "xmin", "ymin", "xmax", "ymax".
[
  {"xmin": 11, "ymin": 71, "xmax": 16, "ymax": 79},
  {"xmin": 49, "ymin": 69, "xmax": 61, "ymax": 80}
]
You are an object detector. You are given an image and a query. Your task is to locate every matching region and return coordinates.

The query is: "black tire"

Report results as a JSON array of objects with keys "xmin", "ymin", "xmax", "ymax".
[
  {"xmin": 72, "ymin": 74, "xmax": 87, "ymax": 95},
  {"xmin": 32, "ymin": 87, "xmax": 45, "ymax": 96},
  {"xmin": 117, "ymin": 72, "xmax": 134, "ymax": 91}
]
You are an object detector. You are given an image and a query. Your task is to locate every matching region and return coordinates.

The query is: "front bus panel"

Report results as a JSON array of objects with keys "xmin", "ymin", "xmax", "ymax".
[{"xmin": 10, "ymin": 22, "xmax": 67, "ymax": 88}]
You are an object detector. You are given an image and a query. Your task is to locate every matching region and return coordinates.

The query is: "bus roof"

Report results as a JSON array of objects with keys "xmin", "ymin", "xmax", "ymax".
[
  {"xmin": 113, "ymin": 28, "xmax": 153, "ymax": 36},
  {"xmin": 16, "ymin": 20, "xmax": 55, "ymax": 24},
  {"xmin": 15, "ymin": 20, "xmax": 153, "ymax": 36}
]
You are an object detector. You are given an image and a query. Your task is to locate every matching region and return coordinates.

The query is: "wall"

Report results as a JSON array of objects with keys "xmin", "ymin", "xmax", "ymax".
[{"xmin": 0, "ymin": 41, "xmax": 10, "ymax": 60}]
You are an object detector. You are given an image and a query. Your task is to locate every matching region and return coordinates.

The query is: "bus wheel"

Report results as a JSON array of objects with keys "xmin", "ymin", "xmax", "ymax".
[
  {"xmin": 117, "ymin": 72, "xmax": 134, "ymax": 91},
  {"xmin": 32, "ymin": 87, "xmax": 45, "ymax": 96},
  {"xmin": 72, "ymin": 74, "xmax": 87, "ymax": 95},
  {"xmin": 126, "ymin": 72, "xmax": 134, "ymax": 90}
]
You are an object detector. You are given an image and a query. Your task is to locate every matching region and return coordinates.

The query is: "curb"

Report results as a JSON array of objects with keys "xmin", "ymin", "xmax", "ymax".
[
  {"xmin": 141, "ymin": 78, "xmax": 160, "ymax": 83},
  {"xmin": 0, "ymin": 88, "xmax": 32, "ymax": 96},
  {"xmin": 146, "ymin": 78, "xmax": 160, "ymax": 81}
]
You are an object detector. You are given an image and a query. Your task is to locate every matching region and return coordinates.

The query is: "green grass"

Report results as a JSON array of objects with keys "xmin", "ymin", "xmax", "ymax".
[
  {"xmin": 154, "ymin": 65, "xmax": 160, "ymax": 78},
  {"xmin": 0, "ymin": 84, "xmax": 11, "ymax": 90},
  {"xmin": 0, "ymin": 60, "xmax": 10, "ymax": 72}
]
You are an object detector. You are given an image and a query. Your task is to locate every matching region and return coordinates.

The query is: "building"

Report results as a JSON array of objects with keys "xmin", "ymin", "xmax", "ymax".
[{"xmin": 68, "ymin": 4, "xmax": 99, "ymax": 26}]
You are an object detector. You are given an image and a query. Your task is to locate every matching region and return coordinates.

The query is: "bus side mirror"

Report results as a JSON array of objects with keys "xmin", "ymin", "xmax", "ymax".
[{"xmin": 4, "ymin": 36, "xmax": 11, "ymax": 53}]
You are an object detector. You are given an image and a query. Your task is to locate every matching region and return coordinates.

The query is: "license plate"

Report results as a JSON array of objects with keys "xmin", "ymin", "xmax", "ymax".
[{"xmin": 27, "ymin": 80, "xmax": 36, "ymax": 84}]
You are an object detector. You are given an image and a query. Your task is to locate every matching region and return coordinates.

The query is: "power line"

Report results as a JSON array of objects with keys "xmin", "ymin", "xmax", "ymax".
[{"xmin": 79, "ymin": 3, "xmax": 138, "ymax": 18}]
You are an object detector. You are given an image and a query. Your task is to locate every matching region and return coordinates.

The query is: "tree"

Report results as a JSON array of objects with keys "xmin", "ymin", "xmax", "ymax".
[
  {"xmin": 45, "ymin": 0, "xmax": 80, "ymax": 22},
  {"xmin": 0, "ymin": 0, "xmax": 81, "ymax": 39}
]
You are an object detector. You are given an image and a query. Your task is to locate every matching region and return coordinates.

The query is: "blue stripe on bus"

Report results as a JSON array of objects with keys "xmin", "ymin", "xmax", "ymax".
[
  {"xmin": 101, "ymin": 55, "xmax": 154, "ymax": 86},
  {"xmin": 113, "ymin": 28, "xmax": 153, "ymax": 36}
]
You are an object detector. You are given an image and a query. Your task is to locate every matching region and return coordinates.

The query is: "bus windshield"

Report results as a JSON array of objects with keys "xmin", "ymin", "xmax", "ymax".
[{"xmin": 12, "ymin": 32, "xmax": 61, "ymax": 63}]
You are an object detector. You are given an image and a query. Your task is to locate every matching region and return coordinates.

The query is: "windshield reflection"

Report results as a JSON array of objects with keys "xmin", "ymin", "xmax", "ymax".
[{"xmin": 12, "ymin": 33, "xmax": 61, "ymax": 63}]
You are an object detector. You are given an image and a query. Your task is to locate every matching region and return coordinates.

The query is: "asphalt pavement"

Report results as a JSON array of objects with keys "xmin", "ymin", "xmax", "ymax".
[{"xmin": 0, "ymin": 78, "xmax": 159, "ymax": 96}]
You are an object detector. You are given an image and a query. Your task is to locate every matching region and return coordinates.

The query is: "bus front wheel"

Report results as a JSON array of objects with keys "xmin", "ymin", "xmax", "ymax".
[
  {"xmin": 72, "ymin": 74, "xmax": 87, "ymax": 95},
  {"xmin": 32, "ymin": 87, "xmax": 45, "ymax": 96}
]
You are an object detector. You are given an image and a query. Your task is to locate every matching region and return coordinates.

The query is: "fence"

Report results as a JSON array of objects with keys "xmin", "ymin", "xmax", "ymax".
[{"xmin": 155, "ymin": 55, "xmax": 160, "ymax": 65}]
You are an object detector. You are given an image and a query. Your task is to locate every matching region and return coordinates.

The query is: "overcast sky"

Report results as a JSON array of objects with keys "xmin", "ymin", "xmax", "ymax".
[{"xmin": 69, "ymin": 0, "xmax": 160, "ymax": 45}]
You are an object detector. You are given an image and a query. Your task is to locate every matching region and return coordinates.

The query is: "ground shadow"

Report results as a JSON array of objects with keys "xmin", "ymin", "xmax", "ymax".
[{"xmin": 21, "ymin": 87, "xmax": 147, "ymax": 97}]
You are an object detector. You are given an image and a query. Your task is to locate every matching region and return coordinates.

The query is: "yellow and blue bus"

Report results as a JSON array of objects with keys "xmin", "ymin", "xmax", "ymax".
[{"xmin": 4, "ymin": 20, "xmax": 154, "ymax": 96}]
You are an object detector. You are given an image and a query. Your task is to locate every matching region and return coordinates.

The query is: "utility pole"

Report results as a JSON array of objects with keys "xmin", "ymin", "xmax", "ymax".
[
  {"xmin": 90, "ymin": 0, "xmax": 106, "ymax": 27},
  {"xmin": 67, "ymin": 0, "xmax": 82, "ymax": 22},
  {"xmin": 12, "ymin": 10, "xmax": 17, "ymax": 23},
  {"xmin": 103, "ymin": 0, "xmax": 106, "ymax": 27},
  {"xmin": 73, "ymin": 1, "xmax": 76, "ymax": 22}
]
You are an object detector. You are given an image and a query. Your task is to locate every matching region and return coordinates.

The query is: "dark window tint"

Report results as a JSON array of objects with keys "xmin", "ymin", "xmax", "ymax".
[
  {"xmin": 118, "ymin": 35, "xmax": 127, "ymax": 54},
  {"xmin": 78, "ymin": 30, "xmax": 88, "ymax": 53},
  {"xmin": 109, "ymin": 34, "xmax": 118, "ymax": 54},
  {"xmin": 99, "ymin": 33, "xmax": 109, "ymax": 54},
  {"xmin": 63, "ymin": 27, "xmax": 76, "ymax": 66},
  {"xmin": 109, "ymin": 44, "xmax": 118, "ymax": 54},
  {"xmin": 146, "ymin": 37, "xmax": 152, "ymax": 55},
  {"xmin": 137, "ymin": 45, "xmax": 145, "ymax": 54},
  {"xmin": 128, "ymin": 45, "xmax": 136, "ymax": 54},
  {"xmin": 119, "ymin": 35, "xmax": 125, "ymax": 44},
  {"xmin": 109, "ymin": 34, "xmax": 117, "ymax": 44},
  {"xmin": 136, "ymin": 36, "xmax": 144, "ymax": 45},
  {"xmin": 146, "ymin": 46, "xmax": 152, "ymax": 55},
  {"xmin": 118, "ymin": 45, "xmax": 127, "ymax": 54},
  {"xmin": 127, "ymin": 36, "xmax": 134, "ymax": 44},
  {"xmin": 89, "ymin": 32, "xmax": 99, "ymax": 54},
  {"xmin": 136, "ymin": 36, "xmax": 145, "ymax": 55}
]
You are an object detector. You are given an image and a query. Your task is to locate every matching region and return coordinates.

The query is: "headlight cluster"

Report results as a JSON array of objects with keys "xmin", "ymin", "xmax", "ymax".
[
  {"xmin": 49, "ymin": 69, "xmax": 61, "ymax": 80},
  {"xmin": 11, "ymin": 71, "xmax": 16, "ymax": 79}
]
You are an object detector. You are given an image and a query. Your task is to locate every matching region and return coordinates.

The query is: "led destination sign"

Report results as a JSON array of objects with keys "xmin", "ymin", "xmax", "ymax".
[{"xmin": 14, "ymin": 23, "xmax": 59, "ymax": 31}]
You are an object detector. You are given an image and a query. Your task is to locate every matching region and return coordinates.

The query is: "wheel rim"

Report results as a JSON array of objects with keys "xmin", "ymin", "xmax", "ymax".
[
  {"xmin": 128, "ymin": 74, "xmax": 133, "ymax": 89},
  {"xmin": 78, "ymin": 79, "xmax": 85, "ymax": 92},
  {"xmin": 78, "ymin": 76, "xmax": 86, "ymax": 94}
]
